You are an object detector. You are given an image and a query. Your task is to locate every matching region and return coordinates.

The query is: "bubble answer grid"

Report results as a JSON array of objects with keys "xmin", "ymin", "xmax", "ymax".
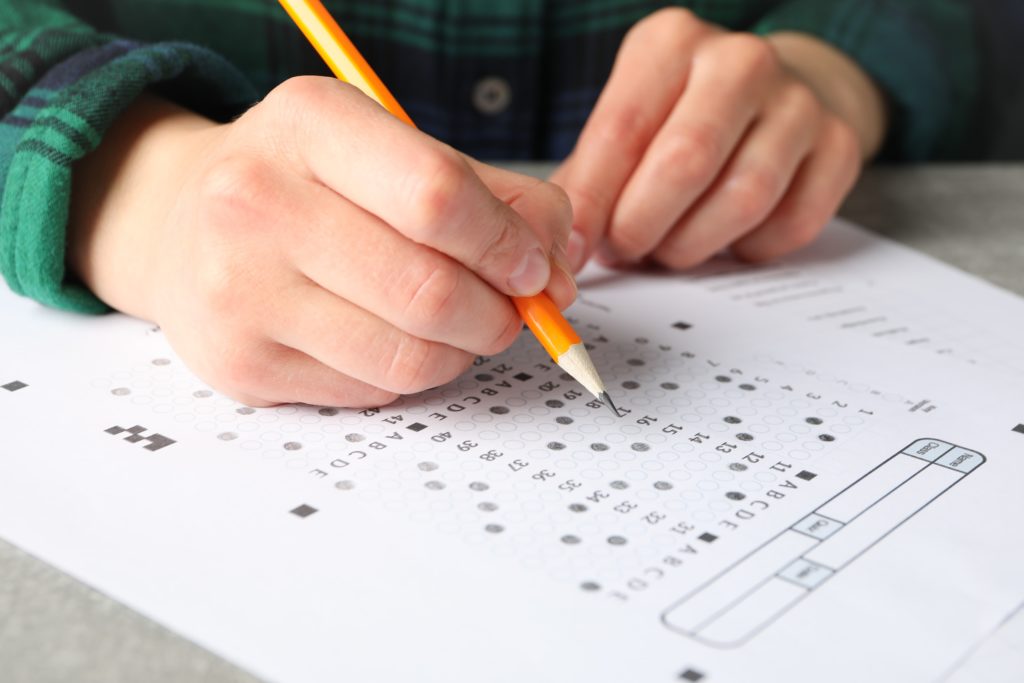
[
  {"xmin": 7, "ymin": 218, "xmax": 1024, "ymax": 683},
  {"xmin": 96, "ymin": 317, "xmax": 883, "ymax": 599}
]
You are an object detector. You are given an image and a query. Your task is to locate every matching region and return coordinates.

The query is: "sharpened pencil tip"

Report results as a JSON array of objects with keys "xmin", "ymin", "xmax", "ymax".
[{"xmin": 599, "ymin": 391, "xmax": 620, "ymax": 418}]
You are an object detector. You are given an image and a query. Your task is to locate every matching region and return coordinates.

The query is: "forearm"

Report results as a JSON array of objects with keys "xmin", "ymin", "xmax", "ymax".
[{"xmin": 767, "ymin": 32, "xmax": 888, "ymax": 160}]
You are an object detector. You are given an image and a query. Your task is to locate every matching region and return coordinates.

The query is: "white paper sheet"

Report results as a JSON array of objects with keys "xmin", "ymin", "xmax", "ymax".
[{"xmin": 1, "ymin": 220, "xmax": 1022, "ymax": 683}]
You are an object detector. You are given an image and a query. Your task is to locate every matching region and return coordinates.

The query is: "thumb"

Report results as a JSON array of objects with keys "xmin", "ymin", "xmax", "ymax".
[{"xmin": 467, "ymin": 159, "xmax": 577, "ymax": 308}]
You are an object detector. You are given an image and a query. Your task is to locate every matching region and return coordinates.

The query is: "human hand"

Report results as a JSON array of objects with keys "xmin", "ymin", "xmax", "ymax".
[
  {"xmin": 69, "ymin": 78, "xmax": 575, "ymax": 407},
  {"xmin": 552, "ymin": 8, "xmax": 885, "ymax": 271}
]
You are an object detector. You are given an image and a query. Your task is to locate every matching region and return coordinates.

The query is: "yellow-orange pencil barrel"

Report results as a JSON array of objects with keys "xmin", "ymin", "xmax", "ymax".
[
  {"xmin": 513, "ymin": 294, "xmax": 579, "ymax": 360},
  {"xmin": 277, "ymin": 0, "xmax": 414, "ymax": 126},
  {"xmin": 513, "ymin": 294, "xmax": 616, "ymax": 414},
  {"xmin": 277, "ymin": 0, "xmax": 617, "ymax": 415}
]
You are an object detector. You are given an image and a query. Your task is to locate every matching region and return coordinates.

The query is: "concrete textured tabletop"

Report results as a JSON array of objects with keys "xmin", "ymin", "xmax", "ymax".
[{"xmin": 1, "ymin": 164, "xmax": 1022, "ymax": 683}]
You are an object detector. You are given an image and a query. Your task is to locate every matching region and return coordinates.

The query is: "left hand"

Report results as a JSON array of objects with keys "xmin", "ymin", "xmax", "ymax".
[{"xmin": 552, "ymin": 8, "xmax": 877, "ymax": 271}]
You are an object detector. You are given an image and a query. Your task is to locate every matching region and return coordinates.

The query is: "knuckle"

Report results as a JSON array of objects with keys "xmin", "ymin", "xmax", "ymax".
[
  {"xmin": 382, "ymin": 334, "xmax": 437, "ymax": 395},
  {"xmin": 638, "ymin": 7, "xmax": 699, "ymax": 38},
  {"xmin": 656, "ymin": 126, "xmax": 722, "ymax": 189},
  {"xmin": 781, "ymin": 81, "xmax": 822, "ymax": 120},
  {"xmin": 407, "ymin": 147, "xmax": 469, "ymax": 239},
  {"xmin": 623, "ymin": 8, "xmax": 710, "ymax": 74},
  {"xmin": 259, "ymin": 77, "xmax": 329, "ymax": 135},
  {"xmin": 724, "ymin": 169, "xmax": 780, "ymax": 226},
  {"xmin": 267, "ymin": 75, "xmax": 332, "ymax": 109},
  {"xmin": 592, "ymin": 104, "xmax": 653, "ymax": 160},
  {"xmin": 259, "ymin": 76, "xmax": 360, "ymax": 160},
  {"xmin": 197, "ymin": 155, "xmax": 275, "ymax": 223},
  {"xmin": 827, "ymin": 118, "xmax": 863, "ymax": 165},
  {"xmin": 401, "ymin": 259, "xmax": 462, "ymax": 335},
  {"xmin": 727, "ymin": 34, "xmax": 779, "ymax": 76}
]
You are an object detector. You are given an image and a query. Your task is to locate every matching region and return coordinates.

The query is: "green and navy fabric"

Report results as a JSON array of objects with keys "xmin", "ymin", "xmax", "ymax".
[{"xmin": 0, "ymin": 0, "xmax": 983, "ymax": 313}]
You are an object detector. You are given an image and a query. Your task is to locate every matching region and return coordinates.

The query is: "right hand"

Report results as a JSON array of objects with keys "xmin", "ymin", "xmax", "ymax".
[{"xmin": 69, "ymin": 77, "xmax": 575, "ymax": 407}]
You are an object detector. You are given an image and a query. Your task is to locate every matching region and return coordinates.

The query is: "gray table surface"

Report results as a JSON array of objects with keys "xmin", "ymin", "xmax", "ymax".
[{"xmin": 2, "ymin": 164, "xmax": 1022, "ymax": 683}]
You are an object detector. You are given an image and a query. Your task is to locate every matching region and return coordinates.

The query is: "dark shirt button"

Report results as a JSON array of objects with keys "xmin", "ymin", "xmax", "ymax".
[{"xmin": 472, "ymin": 76, "xmax": 512, "ymax": 115}]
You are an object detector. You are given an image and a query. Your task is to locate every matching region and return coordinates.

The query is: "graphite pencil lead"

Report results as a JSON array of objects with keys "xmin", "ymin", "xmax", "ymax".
[{"xmin": 598, "ymin": 391, "xmax": 620, "ymax": 418}]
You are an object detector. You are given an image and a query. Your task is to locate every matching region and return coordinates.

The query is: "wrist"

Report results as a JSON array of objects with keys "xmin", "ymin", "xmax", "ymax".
[
  {"xmin": 766, "ymin": 32, "xmax": 888, "ymax": 160},
  {"xmin": 68, "ymin": 94, "xmax": 221, "ymax": 320}
]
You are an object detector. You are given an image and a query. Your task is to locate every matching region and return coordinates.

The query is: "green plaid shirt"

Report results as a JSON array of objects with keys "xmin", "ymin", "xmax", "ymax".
[{"xmin": 0, "ymin": 0, "xmax": 981, "ymax": 313}]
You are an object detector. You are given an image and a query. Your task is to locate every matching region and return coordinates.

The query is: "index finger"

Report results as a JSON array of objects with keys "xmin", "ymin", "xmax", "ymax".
[{"xmin": 553, "ymin": 8, "xmax": 711, "ymax": 269}]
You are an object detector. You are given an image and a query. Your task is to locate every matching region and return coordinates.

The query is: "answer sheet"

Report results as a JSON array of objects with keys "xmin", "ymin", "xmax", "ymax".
[{"xmin": 1, "ymin": 219, "xmax": 1022, "ymax": 682}]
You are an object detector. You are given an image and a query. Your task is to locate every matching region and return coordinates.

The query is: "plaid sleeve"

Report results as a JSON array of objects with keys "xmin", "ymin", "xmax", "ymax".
[
  {"xmin": 753, "ymin": 0, "xmax": 980, "ymax": 161},
  {"xmin": 0, "ymin": 0, "xmax": 256, "ymax": 313}
]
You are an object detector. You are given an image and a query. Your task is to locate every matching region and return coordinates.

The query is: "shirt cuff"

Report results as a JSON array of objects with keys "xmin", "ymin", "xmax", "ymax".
[{"xmin": 0, "ymin": 40, "xmax": 256, "ymax": 313}]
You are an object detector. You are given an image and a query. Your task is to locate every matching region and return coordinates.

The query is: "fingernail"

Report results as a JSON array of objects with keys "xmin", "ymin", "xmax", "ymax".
[
  {"xmin": 567, "ymin": 230, "xmax": 587, "ymax": 272},
  {"xmin": 551, "ymin": 242, "xmax": 579, "ymax": 299},
  {"xmin": 508, "ymin": 246, "xmax": 551, "ymax": 296}
]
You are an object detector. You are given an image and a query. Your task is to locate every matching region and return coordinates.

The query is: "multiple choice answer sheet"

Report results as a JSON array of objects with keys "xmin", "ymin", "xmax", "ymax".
[{"xmin": 1, "ymin": 219, "xmax": 1022, "ymax": 682}]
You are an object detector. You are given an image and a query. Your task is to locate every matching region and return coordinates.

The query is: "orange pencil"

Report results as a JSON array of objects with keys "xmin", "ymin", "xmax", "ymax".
[{"xmin": 277, "ymin": 0, "xmax": 617, "ymax": 416}]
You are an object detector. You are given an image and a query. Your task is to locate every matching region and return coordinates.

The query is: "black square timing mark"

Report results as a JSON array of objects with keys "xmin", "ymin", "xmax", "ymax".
[
  {"xmin": 2, "ymin": 381, "xmax": 27, "ymax": 392},
  {"xmin": 290, "ymin": 504, "xmax": 318, "ymax": 518},
  {"xmin": 672, "ymin": 322, "xmax": 693, "ymax": 330},
  {"xmin": 406, "ymin": 422, "xmax": 427, "ymax": 432},
  {"xmin": 513, "ymin": 372, "xmax": 533, "ymax": 381},
  {"xmin": 680, "ymin": 669, "xmax": 705, "ymax": 681},
  {"xmin": 1013, "ymin": 424, "xmax": 1024, "ymax": 435},
  {"xmin": 105, "ymin": 425, "xmax": 176, "ymax": 451}
]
